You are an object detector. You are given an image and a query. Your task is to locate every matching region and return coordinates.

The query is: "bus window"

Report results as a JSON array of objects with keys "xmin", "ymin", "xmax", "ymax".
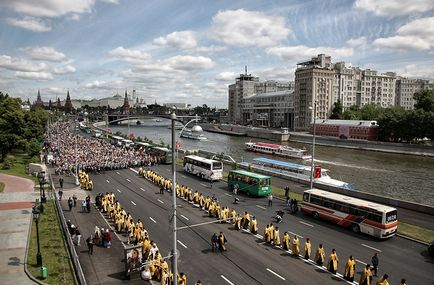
[
  {"xmin": 366, "ymin": 212, "xmax": 382, "ymax": 223},
  {"xmin": 212, "ymin": 162, "xmax": 223, "ymax": 170}
]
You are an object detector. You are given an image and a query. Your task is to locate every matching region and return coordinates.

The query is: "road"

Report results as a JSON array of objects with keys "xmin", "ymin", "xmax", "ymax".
[{"xmin": 89, "ymin": 166, "xmax": 434, "ymax": 285}]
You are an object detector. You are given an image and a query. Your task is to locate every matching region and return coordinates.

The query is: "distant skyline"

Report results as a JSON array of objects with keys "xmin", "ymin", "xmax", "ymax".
[{"xmin": 1, "ymin": 0, "xmax": 434, "ymax": 107}]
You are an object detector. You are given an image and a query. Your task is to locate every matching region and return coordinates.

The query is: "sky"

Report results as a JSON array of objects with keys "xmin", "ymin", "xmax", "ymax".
[{"xmin": 0, "ymin": 0, "xmax": 434, "ymax": 107}]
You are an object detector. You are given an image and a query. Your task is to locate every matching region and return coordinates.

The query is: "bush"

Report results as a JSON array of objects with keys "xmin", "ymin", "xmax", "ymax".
[
  {"xmin": 27, "ymin": 139, "xmax": 41, "ymax": 157},
  {"xmin": 2, "ymin": 156, "xmax": 16, "ymax": 169}
]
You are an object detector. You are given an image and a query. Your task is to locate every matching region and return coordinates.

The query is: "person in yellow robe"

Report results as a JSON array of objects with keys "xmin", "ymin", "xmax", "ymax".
[
  {"xmin": 359, "ymin": 264, "xmax": 372, "ymax": 285},
  {"xmin": 282, "ymin": 232, "xmax": 290, "ymax": 250},
  {"xmin": 234, "ymin": 214, "xmax": 241, "ymax": 230},
  {"xmin": 241, "ymin": 211, "xmax": 250, "ymax": 229},
  {"xmin": 263, "ymin": 224, "xmax": 270, "ymax": 243},
  {"xmin": 315, "ymin": 244, "xmax": 325, "ymax": 266},
  {"xmin": 273, "ymin": 227, "xmax": 280, "ymax": 246},
  {"xmin": 250, "ymin": 216, "xmax": 258, "ymax": 234},
  {"xmin": 399, "ymin": 278, "xmax": 407, "ymax": 285},
  {"xmin": 344, "ymin": 255, "xmax": 356, "ymax": 282},
  {"xmin": 217, "ymin": 232, "xmax": 227, "ymax": 251},
  {"xmin": 303, "ymin": 238, "xmax": 311, "ymax": 260},
  {"xmin": 376, "ymin": 274, "xmax": 390, "ymax": 285},
  {"xmin": 292, "ymin": 235, "xmax": 300, "ymax": 256},
  {"xmin": 327, "ymin": 249, "xmax": 339, "ymax": 274},
  {"xmin": 178, "ymin": 272, "xmax": 187, "ymax": 285}
]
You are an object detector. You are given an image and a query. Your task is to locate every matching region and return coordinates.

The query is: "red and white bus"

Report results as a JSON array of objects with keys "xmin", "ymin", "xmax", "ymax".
[{"xmin": 301, "ymin": 189, "xmax": 397, "ymax": 239}]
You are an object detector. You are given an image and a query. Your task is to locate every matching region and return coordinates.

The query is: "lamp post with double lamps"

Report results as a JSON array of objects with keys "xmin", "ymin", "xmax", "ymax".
[
  {"xmin": 38, "ymin": 171, "xmax": 46, "ymax": 204},
  {"xmin": 32, "ymin": 206, "xmax": 42, "ymax": 266},
  {"xmin": 170, "ymin": 111, "xmax": 178, "ymax": 285},
  {"xmin": 309, "ymin": 101, "xmax": 317, "ymax": 189}
]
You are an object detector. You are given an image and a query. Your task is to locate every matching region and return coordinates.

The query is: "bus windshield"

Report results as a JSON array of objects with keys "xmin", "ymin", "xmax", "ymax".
[
  {"xmin": 386, "ymin": 210, "xmax": 397, "ymax": 223},
  {"xmin": 212, "ymin": 161, "xmax": 223, "ymax": 170}
]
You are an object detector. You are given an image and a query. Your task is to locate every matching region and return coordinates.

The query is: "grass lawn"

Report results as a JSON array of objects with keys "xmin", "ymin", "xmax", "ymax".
[
  {"xmin": 398, "ymin": 221, "xmax": 434, "ymax": 244},
  {"xmin": 0, "ymin": 153, "xmax": 39, "ymax": 186},
  {"xmin": 28, "ymin": 199, "xmax": 75, "ymax": 284}
]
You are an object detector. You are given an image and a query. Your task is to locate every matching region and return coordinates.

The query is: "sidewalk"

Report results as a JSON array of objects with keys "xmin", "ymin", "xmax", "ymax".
[
  {"xmin": 0, "ymin": 173, "xmax": 39, "ymax": 285},
  {"xmin": 52, "ymin": 172, "xmax": 145, "ymax": 285}
]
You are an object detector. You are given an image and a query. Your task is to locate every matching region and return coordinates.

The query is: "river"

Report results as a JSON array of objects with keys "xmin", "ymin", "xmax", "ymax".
[{"xmin": 109, "ymin": 119, "xmax": 434, "ymax": 206}]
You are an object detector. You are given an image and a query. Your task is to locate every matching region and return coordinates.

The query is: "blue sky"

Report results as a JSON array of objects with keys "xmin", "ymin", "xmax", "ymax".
[{"xmin": 1, "ymin": 0, "xmax": 434, "ymax": 107}]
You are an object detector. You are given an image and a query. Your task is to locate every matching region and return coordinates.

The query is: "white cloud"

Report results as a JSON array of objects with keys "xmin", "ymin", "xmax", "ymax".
[
  {"xmin": 266, "ymin": 45, "xmax": 353, "ymax": 61},
  {"xmin": 153, "ymin": 31, "xmax": 197, "ymax": 49},
  {"xmin": 257, "ymin": 67, "xmax": 295, "ymax": 82},
  {"xmin": 21, "ymin": 46, "xmax": 66, "ymax": 61},
  {"xmin": 165, "ymin": 55, "xmax": 215, "ymax": 71},
  {"xmin": 4, "ymin": 17, "xmax": 51, "ymax": 32},
  {"xmin": 215, "ymin": 71, "xmax": 236, "ymax": 81},
  {"xmin": 194, "ymin": 45, "xmax": 227, "ymax": 53},
  {"xmin": 396, "ymin": 64, "xmax": 434, "ymax": 79},
  {"xmin": 84, "ymin": 80, "xmax": 123, "ymax": 90},
  {"xmin": 0, "ymin": 55, "xmax": 47, "ymax": 72},
  {"xmin": 15, "ymin": 71, "xmax": 53, "ymax": 80},
  {"xmin": 346, "ymin": 37, "xmax": 369, "ymax": 49},
  {"xmin": 373, "ymin": 17, "xmax": 434, "ymax": 51},
  {"xmin": 0, "ymin": 0, "xmax": 116, "ymax": 18},
  {"xmin": 211, "ymin": 9, "xmax": 289, "ymax": 47},
  {"xmin": 355, "ymin": 0, "xmax": 434, "ymax": 17},
  {"xmin": 53, "ymin": 65, "xmax": 76, "ymax": 74},
  {"xmin": 108, "ymin": 47, "xmax": 151, "ymax": 61}
]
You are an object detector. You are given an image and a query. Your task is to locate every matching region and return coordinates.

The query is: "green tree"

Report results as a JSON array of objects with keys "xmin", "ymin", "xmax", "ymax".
[
  {"xmin": 330, "ymin": 99, "xmax": 343, "ymax": 119},
  {"xmin": 414, "ymin": 90, "xmax": 434, "ymax": 112},
  {"xmin": 359, "ymin": 104, "xmax": 385, "ymax": 120},
  {"xmin": 342, "ymin": 105, "xmax": 360, "ymax": 120},
  {"xmin": 0, "ymin": 93, "xmax": 25, "ymax": 161}
]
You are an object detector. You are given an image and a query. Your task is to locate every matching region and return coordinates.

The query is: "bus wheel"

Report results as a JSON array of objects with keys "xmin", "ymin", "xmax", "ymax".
[
  {"xmin": 351, "ymin": 224, "xmax": 360, "ymax": 233},
  {"xmin": 312, "ymin": 212, "xmax": 319, "ymax": 220}
]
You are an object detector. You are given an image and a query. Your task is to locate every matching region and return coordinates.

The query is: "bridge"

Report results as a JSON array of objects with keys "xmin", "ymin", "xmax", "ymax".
[{"xmin": 107, "ymin": 114, "xmax": 189, "ymax": 125}]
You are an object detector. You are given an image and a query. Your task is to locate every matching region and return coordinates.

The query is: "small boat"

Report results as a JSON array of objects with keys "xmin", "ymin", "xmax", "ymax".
[
  {"xmin": 247, "ymin": 157, "xmax": 352, "ymax": 190},
  {"xmin": 245, "ymin": 141, "xmax": 311, "ymax": 160},
  {"xmin": 180, "ymin": 130, "xmax": 207, "ymax": 140}
]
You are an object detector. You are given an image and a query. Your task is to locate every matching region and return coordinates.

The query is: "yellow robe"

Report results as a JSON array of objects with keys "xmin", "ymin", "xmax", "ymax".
[
  {"xmin": 359, "ymin": 267, "xmax": 372, "ymax": 285},
  {"xmin": 303, "ymin": 241, "xmax": 311, "ymax": 259},
  {"xmin": 292, "ymin": 237, "xmax": 300, "ymax": 255},
  {"xmin": 344, "ymin": 258, "xmax": 355, "ymax": 279},
  {"xmin": 282, "ymin": 233, "xmax": 290, "ymax": 250}
]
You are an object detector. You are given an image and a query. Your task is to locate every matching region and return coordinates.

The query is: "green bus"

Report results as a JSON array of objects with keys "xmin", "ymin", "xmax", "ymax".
[
  {"xmin": 149, "ymin": 146, "xmax": 173, "ymax": 164},
  {"xmin": 227, "ymin": 169, "xmax": 271, "ymax": 197}
]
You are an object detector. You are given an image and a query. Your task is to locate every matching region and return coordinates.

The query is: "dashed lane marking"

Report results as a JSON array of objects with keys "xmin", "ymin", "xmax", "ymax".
[
  {"xmin": 181, "ymin": 175, "xmax": 187, "ymax": 179},
  {"xmin": 361, "ymin": 243, "xmax": 382, "ymax": 252},
  {"xmin": 224, "ymin": 193, "xmax": 233, "ymax": 197},
  {"xmin": 256, "ymin": 205, "xmax": 266, "ymax": 210},
  {"xmin": 180, "ymin": 214, "xmax": 189, "ymax": 221},
  {"xmin": 129, "ymin": 168, "xmax": 138, "ymax": 173},
  {"xmin": 288, "ymin": 231, "xmax": 303, "ymax": 239},
  {"xmin": 220, "ymin": 275, "xmax": 235, "ymax": 285},
  {"xmin": 106, "ymin": 180, "xmax": 110, "ymax": 183},
  {"xmin": 149, "ymin": 217, "xmax": 157, "ymax": 224},
  {"xmin": 126, "ymin": 178, "xmax": 131, "ymax": 182},
  {"xmin": 117, "ymin": 189, "xmax": 121, "ymax": 193},
  {"xmin": 157, "ymin": 199, "xmax": 164, "ymax": 204},
  {"xmin": 116, "ymin": 171, "xmax": 120, "ymax": 175},
  {"xmin": 266, "ymin": 268, "xmax": 285, "ymax": 280},
  {"xmin": 356, "ymin": 259, "xmax": 367, "ymax": 265},
  {"xmin": 131, "ymin": 201, "xmax": 136, "ymax": 206},
  {"xmin": 299, "ymin": 221, "xmax": 314, "ymax": 227},
  {"xmin": 177, "ymin": 240, "xmax": 188, "ymax": 249},
  {"xmin": 140, "ymin": 188, "xmax": 145, "ymax": 192},
  {"xmin": 200, "ymin": 183, "xmax": 208, "ymax": 187}
]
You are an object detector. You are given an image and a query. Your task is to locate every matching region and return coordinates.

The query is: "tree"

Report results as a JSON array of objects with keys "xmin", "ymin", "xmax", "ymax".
[
  {"xmin": 0, "ymin": 93, "xmax": 25, "ymax": 161},
  {"xmin": 414, "ymin": 90, "xmax": 434, "ymax": 112},
  {"xmin": 342, "ymin": 105, "xmax": 360, "ymax": 120},
  {"xmin": 330, "ymin": 99, "xmax": 343, "ymax": 119},
  {"xmin": 359, "ymin": 104, "xmax": 384, "ymax": 121}
]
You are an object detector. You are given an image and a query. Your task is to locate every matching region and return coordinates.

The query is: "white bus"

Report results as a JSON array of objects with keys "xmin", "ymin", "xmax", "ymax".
[
  {"xmin": 183, "ymin": 155, "xmax": 223, "ymax": 181},
  {"xmin": 301, "ymin": 189, "xmax": 397, "ymax": 239}
]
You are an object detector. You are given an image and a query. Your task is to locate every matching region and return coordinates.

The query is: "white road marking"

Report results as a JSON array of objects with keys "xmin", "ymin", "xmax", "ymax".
[
  {"xmin": 149, "ymin": 217, "xmax": 157, "ymax": 224},
  {"xmin": 180, "ymin": 214, "xmax": 189, "ymax": 221},
  {"xmin": 177, "ymin": 240, "xmax": 188, "ymax": 249},
  {"xmin": 220, "ymin": 275, "xmax": 235, "ymax": 285},
  {"xmin": 126, "ymin": 178, "xmax": 131, "ymax": 182},
  {"xmin": 116, "ymin": 171, "xmax": 120, "ymax": 175},
  {"xmin": 266, "ymin": 268, "xmax": 285, "ymax": 280},
  {"xmin": 140, "ymin": 187, "xmax": 145, "ymax": 192},
  {"xmin": 224, "ymin": 193, "xmax": 233, "ymax": 197},
  {"xmin": 256, "ymin": 205, "xmax": 266, "ymax": 210},
  {"xmin": 356, "ymin": 259, "xmax": 367, "ymax": 265},
  {"xmin": 361, "ymin": 243, "xmax": 382, "ymax": 252},
  {"xmin": 130, "ymin": 168, "xmax": 138, "ymax": 173},
  {"xmin": 131, "ymin": 201, "xmax": 136, "ymax": 206},
  {"xmin": 288, "ymin": 231, "xmax": 303, "ymax": 239},
  {"xmin": 157, "ymin": 199, "xmax": 164, "ymax": 204},
  {"xmin": 200, "ymin": 183, "xmax": 208, "ymax": 187},
  {"xmin": 117, "ymin": 189, "xmax": 121, "ymax": 193},
  {"xmin": 299, "ymin": 221, "xmax": 314, "ymax": 227},
  {"xmin": 181, "ymin": 175, "xmax": 187, "ymax": 179},
  {"xmin": 106, "ymin": 179, "xmax": 110, "ymax": 183}
]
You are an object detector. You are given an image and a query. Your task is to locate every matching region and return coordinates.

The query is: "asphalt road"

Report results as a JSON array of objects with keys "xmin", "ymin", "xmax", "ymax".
[{"xmin": 90, "ymin": 166, "xmax": 434, "ymax": 285}]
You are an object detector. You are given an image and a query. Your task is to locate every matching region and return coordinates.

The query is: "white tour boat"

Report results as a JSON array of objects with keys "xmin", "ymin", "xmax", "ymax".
[
  {"xmin": 245, "ymin": 141, "xmax": 312, "ymax": 160},
  {"xmin": 180, "ymin": 130, "xmax": 207, "ymax": 141}
]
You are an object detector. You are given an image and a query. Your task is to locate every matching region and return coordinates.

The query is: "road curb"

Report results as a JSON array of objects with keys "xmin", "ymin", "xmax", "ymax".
[{"xmin": 396, "ymin": 233, "xmax": 429, "ymax": 246}]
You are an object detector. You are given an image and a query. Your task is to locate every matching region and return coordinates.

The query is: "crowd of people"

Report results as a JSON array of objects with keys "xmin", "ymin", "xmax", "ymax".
[
  {"xmin": 45, "ymin": 122, "xmax": 163, "ymax": 175},
  {"xmin": 138, "ymin": 167, "xmax": 407, "ymax": 285}
]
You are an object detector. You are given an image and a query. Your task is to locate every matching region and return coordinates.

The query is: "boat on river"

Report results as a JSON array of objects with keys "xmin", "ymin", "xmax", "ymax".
[
  {"xmin": 180, "ymin": 130, "xmax": 207, "ymax": 141},
  {"xmin": 245, "ymin": 141, "xmax": 311, "ymax": 160},
  {"xmin": 247, "ymin": 157, "xmax": 353, "ymax": 190}
]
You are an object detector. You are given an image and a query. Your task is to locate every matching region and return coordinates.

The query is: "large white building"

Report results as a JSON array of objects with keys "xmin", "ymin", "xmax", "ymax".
[
  {"xmin": 395, "ymin": 78, "xmax": 434, "ymax": 110},
  {"xmin": 228, "ymin": 70, "xmax": 259, "ymax": 123}
]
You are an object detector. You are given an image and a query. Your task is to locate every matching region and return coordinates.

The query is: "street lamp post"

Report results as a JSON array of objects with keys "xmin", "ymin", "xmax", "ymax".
[
  {"xmin": 74, "ymin": 119, "xmax": 80, "ymax": 186},
  {"xmin": 309, "ymin": 101, "xmax": 317, "ymax": 189},
  {"xmin": 32, "ymin": 206, "xmax": 42, "ymax": 266},
  {"xmin": 38, "ymin": 171, "xmax": 46, "ymax": 203},
  {"xmin": 170, "ymin": 111, "xmax": 178, "ymax": 285}
]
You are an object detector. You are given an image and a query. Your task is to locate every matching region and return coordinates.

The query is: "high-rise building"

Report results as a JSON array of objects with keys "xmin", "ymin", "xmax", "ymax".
[
  {"xmin": 64, "ymin": 89, "xmax": 73, "ymax": 112},
  {"xmin": 294, "ymin": 54, "xmax": 335, "ymax": 130},
  {"xmin": 395, "ymin": 78, "xmax": 434, "ymax": 110},
  {"xmin": 228, "ymin": 67, "xmax": 259, "ymax": 123}
]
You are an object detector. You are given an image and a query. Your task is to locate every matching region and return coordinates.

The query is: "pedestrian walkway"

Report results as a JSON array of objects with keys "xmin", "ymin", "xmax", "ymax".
[
  {"xmin": 52, "ymin": 171, "xmax": 145, "ymax": 285},
  {"xmin": 0, "ymin": 173, "xmax": 38, "ymax": 285}
]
